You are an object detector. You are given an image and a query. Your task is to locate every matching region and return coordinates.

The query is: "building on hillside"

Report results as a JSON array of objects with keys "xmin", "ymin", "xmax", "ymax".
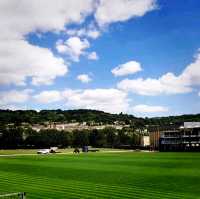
[
  {"xmin": 149, "ymin": 122, "xmax": 200, "ymax": 151},
  {"xmin": 140, "ymin": 136, "xmax": 150, "ymax": 147},
  {"xmin": 32, "ymin": 124, "xmax": 43, "ymax": 132},
  {"xmin": 30, "ymin": 122, "xmax": 129, "ymax": 132}
]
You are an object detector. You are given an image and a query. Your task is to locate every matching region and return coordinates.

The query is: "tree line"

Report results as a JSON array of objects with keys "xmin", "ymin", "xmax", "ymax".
[
  {"xmin": 0, "ymin": 125, "xmax": 142, "ymax": 149},
  {"xmin": 0, "ymin": 109, "xmax": 140, "ymax": 125},
  {"xmin": 0, "ymin": 109, "xmax": 200, "ymax": 127}
]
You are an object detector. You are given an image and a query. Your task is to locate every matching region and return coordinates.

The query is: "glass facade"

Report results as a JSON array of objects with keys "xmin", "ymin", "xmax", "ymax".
[{"xmin": 159, "ymin": 127, "xmax": 200, "ymax": 151}]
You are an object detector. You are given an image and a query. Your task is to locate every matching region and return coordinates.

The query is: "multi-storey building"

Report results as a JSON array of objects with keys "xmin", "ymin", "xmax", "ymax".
[
  {"xmin": 149, "ymin": 122, "xmax": 200, "ymax": 151},
  {"xmin": 149, "ymin": 128, "xmax": 160, "ymax": 150}
]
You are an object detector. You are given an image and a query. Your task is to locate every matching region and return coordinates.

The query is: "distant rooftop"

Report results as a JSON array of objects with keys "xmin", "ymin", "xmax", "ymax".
[{"xmin": 184, "ymin": 122, "xmax": 200, "ymax": 128}]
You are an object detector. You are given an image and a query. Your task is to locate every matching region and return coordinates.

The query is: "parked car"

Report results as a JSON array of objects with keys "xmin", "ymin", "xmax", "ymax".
[
  {"xmin": 37, "ymin": 149, "xmax": 50, "ymax": 154},
  {"xmin": 50, "ymin": 147, "xmax": 58, "ymax": 153}
]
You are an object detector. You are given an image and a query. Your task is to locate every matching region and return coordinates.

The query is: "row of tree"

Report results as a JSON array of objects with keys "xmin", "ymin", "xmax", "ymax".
[
  {"xmin": 1, "ymin": 109, "xmax": 200, "ymax": 127},
  {"xmin": 0, "ymin": 125, "xmax": 142, "ymax": 149},
  {"xmin": 0, "ymin": 109, "xmax": 140, "ymax": 125}
]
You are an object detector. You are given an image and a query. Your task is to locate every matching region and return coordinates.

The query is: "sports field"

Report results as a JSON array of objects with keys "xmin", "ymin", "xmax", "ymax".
[{"xmin": 0, "ymin": 152, "xmax": 199, "ymax": 199}]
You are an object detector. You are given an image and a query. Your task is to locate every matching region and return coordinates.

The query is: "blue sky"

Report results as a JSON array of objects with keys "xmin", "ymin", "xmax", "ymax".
[{"xmin": 0, "ymin": 0, "xmax": 200, "ymax": 117}]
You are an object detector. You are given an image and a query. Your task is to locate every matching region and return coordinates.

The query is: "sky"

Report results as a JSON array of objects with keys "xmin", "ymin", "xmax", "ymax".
[{"xmin": 0, "ymin": 0, "xmax": 200, "ymax": 117}]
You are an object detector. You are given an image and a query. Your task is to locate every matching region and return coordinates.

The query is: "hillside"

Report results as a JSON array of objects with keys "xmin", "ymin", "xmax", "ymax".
[
  {"xmin": 0, "ymin": 109, "xmax": 143, "ymax": 126},
  {"xmin": 0, "ymin": 109, "xmax": 200, "ymax": 127}
]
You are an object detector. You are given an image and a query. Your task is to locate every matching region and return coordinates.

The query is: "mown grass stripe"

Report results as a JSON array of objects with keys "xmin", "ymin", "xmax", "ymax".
[
  {"xmin": 0, "ymin": 152, "xmax": 199, "ymax": 199},
  {"xmin": 0, "ymin": 172, "xmax": 189, "ymax": 199},
  {"xmin": 0, "ymin": 172, "xmax": 187, "ymax": 199},
  {"xmin": 0, "ymin": 170, "xmax": 186, "ymax": 198},
  {"xmin": 0, "ymin": 174, "xmax": 185, "ymax": 199}
]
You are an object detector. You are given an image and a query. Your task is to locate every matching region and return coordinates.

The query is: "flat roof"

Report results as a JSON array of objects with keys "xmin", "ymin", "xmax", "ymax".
[{"xmin": 184, "ymin": 122, "xmax": 200, "ymax": 128}]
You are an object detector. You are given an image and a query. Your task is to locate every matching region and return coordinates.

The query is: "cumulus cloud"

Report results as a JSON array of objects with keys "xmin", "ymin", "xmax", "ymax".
[
  {"xmin": 117, "ymin": 75, "xmax": 191, "ymax": 96},
  {"xmin": 0, "ymin": 0, "xmax": 159, "ymax": 86},
  {"xmin": 34, "ymin": 88, "xmax": 129, "ymax": 113},
  {"xmin": 132, "ymin": 104, "xmax": 168, "ymax": 113},
  {"xmin": 77, "ymin": 74, "xmax": 92, "ymax": 83},
  {"xmin": 0, "ymin": 40, "xmax": 67, "ymax": 86},
  {"xmin": 88, "ymin": 52, "xmax": 99, "ymax": 60},
  {"xmin": 0, "ymin": 0, "xmax": 94, "ymax": 40},
  {"xmin": 0, "ymin": 89, "xmax": 32, "ymax": 106},
  {"xmin": 180, "ymin": 51, "xmax": 200, "ymax": 86},
  {"xmin": 86, "ymin": 30, "xmax": 101, "ymax": 39},
  {"xmin": 112, "ymin": 61, "xmax": 142, "ymax": 77},
  {"xmin": 118, "ymin": 51, "xmax": 200, "ymax": 96},
  {"xmin": 56, "ymin": 37, "xmax": 90, "ymax": 62},
  {"xmin": 0, "ymin": 104, "xmax": 28, "ymax": 111},
  {"xmin": 0, "ymin": 0, "xmax": 95, "ymax": 86},
  {"xmin": 66, "ymin": 27, "xmax": 100, "ymax": 39},
  {"xmin": 63, "ymin": 88, "xmax": 129, "ymax": 113},
  {"xmin": 34, "ymin": 91, "xmax": 63, "ymax": 104},
  {"xmin": 95, "ymin": 0, "xmax": 157, "ymax": 26}
]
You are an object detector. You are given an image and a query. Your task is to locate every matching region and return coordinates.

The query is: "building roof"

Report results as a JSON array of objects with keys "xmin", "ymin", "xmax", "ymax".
[{"xmin": 184, "ymin": 122, "xmax": 200, "ymax": 128}]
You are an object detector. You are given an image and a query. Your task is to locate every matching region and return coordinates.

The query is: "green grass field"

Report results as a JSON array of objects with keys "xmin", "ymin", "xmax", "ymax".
[{"xmin": 0, "ymin": 152, "xmax": 199, "ymax": 199}]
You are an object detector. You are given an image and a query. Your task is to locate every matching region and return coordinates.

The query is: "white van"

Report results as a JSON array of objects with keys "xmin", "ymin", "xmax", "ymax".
[{"xmin": 37, "ymin": 149, "xmax": 50, "ymax": 154}]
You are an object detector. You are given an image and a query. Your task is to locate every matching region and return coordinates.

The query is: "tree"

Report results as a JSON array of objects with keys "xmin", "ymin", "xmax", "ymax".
[
  {"xmin": 72, "ymin": 130, "xmax": 89, "ymax": 147},
  {"xmin": 89, "ymin": 129, "xmax": 106, "ymax": 147},
  {"xmin": 102, "ymin": 127, "xmax": 117, "ymax": 147},
  {"xmin": 0, "ymin": 126, "xmax": 23, "ymax": 149},
  {"xmin": 117, "ymin": 130, "xmax": 132, "ymax": 146}
]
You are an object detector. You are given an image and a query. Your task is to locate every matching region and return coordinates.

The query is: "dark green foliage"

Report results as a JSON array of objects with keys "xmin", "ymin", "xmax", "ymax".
[
  {"xmin": 103, "ymin": 127, "xmax": 118, "ymax": 147},
  {"xmin": 0, "ymin": 126, "xmax": 23, "ymax": 149},
  {"xmin": 144, "ymin": 114, "xmax": 200, "ymax": 126},
  {"xmin": 0, "ymin": 109, "xmax": 200, "ymax": 127},
  {"xmin": 72, "ymin": 130, "xmax": 89, "ymax": 147},
  {"xmin": 24, "ymin": 129, "xmax": 72, "ymax": 148},
  {"xmin": 0, "ymin": 125, "xmax": 142, "ymax": 149},
  {"xmin": 89, "ymin": 129, "xmax": 107, "ymax": 147},
  {"xmin": 0, "ymin": 109, "xmax": 141, "ymax": 125}
]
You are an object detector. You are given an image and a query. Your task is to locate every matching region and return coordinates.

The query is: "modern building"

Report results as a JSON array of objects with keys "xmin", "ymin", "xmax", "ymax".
[
  {"xmin": 149, "ymin": 122, "xmax": 200, "ymax": 151},
  {"xmin": 149, "ymin": 128, "xmax": 160, "ymax": 150}
]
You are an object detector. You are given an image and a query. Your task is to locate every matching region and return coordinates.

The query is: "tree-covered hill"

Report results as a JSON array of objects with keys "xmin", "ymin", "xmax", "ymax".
[
  {"xmin": 0, "ymin": 109, "xmax": 200, "ymax": 127},
  {"xmin": 0, "ymin": 109, "xmax": 142, "ymax": 126},
  {"xmin": 144, "ymin": 114, "xmax": 200, "ymax": 126}
]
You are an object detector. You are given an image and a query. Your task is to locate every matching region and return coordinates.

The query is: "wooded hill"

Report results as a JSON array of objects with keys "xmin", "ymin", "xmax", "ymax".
[{"xmin": 0, "ymin": 109, "xmax": 200, "ymax": 127}]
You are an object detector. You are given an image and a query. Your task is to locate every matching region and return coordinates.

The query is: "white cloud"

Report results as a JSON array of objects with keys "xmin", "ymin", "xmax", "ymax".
[
  {"xmin": 62, "ymin": 88, "xmax": 129, "ymax": 113},
  {"xmin": 180, "ymin": 50, "xmax": 200, "ymax": 86},
  {"xmin": 0, "ymin": 0, "xmax": 95, "ymax": 86},
  {"xmin": 56, "ymin": 37, "xmax": 98, "ymax": 62},
  {"xmin": 87, "ymin": 30, "xmax": 101, "ymax": 39},
  {"xmin": 198, "ymin": 92, "xmax": 200, "ymax": 97},
  {"xmin": 66, "ymin": 28, "xmax": 100, "ymax": 39},
  {"xmin": 34, "ymin": 91, "xmax": 63, "ymax": 104},
  {"xmin": 132, "ymin": 104, "xmax": 168, "ymax": 113},
  {"xmin": 77, "ymin": 74, "xmax": 92, "ymax": 83},
  {"xmin": 0, "ymin": 0, "xmax": 158, "ymax": 86},
  {"xmin": 118, "ymin": 51, "xmax": 200, "ymax": 96},
  {"xmin": 56, "ymin": 37, "xmax": 90, "ymax": 62},
  {"xmin": 0, "ymin": 0, "xmax": 94, "ymax": 40},
  {"xmin": 0, "ymin": 104, "xmax": 28, "ymax": 111},
  {"xmin": 95, "ymin": 0, "xmax": 157, "ymax": 26},
  {"xmin": 112, "ymin": 61, "xmax": 142, "ymax": 77},
  {"xmin": 34, "ymin": 88, "xmax": 129, "ymax": 113},
  {"xmin": 88, "ymin": 51, "xmax": 99, "ymax": 60},
  {"xmin": 117, "ymin": 75, "xmax": 191, "ymax": 96},
  {"xmin": 0, "ymin": 89, "xmax": 32, "ymax": 106},
  {"xmin": 0, "ymin": 40, "xmax": 68, "ymax": 86}
]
